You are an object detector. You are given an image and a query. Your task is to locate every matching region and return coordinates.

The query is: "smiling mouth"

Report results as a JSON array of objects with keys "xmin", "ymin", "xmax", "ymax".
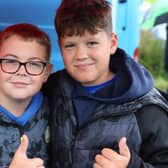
[
  {"xmin": 12, "ymin": 82, "xmax": 29, "ymax": 87},
  {"xmin": 74, "ymin": 63, "xmax": 94, "ymax": 70}
]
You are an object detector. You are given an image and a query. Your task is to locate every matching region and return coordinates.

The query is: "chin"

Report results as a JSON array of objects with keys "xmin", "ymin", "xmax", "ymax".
[
  {"xmin": 80, "ymin": 80, "xmax": 95, "ymax": 86},
  {"xmin": 72, "ymin": 74, "xmax": 95, "ymax": 86},
  {"xmin": 11, "ymin": 93, "xmax": 32, "ymax": 101}
]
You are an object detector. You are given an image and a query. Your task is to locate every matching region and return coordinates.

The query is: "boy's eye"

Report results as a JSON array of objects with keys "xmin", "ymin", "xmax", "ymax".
[
  {"xmin": 4, "ymin": 59, "xmax": 18, "ymax": 64},
  {"xmin": 87, "ymin": 41, "xmax": 98, "ymax": 47},
  {"xmin": 64, "ymin": 44, "xmax": 75, "ymax": 49}
]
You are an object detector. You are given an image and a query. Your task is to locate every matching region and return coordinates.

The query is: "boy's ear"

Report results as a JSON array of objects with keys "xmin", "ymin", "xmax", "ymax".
[
  {"xmin": 110, "ymin": 32, "xmax": 118, "ymax": 54},
  {"xmin": 43, "ymin": 63, "xmax": 53, "ymax": 82}
]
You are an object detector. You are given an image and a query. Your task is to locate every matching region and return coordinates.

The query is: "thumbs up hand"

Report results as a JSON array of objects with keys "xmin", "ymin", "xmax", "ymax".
[
  {"xmin": 9, "ymin": 134, "xmax": 45, "ymax": 168},
  {"xmin": 93, "ymin": 137, "xmax": 131, "ymax": 168}
]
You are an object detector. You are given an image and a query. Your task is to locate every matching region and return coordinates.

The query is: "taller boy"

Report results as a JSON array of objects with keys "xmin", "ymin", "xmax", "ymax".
[{"xmin": 43, "ymin": 0, "xmax": 168, "ymax": 167}]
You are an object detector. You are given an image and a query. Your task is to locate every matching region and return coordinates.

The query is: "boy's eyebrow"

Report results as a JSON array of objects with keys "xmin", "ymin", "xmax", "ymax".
[
  {"xmin": 0, "ymin": 54, "xmax": 46, "ymax": 61},
  {"xmin": 28, "ymin": 57, "xmax": 46, "ymax": 61},
  {"xmin": 1, "ymin": 53, "xmax": 18, "ymax": 58}
]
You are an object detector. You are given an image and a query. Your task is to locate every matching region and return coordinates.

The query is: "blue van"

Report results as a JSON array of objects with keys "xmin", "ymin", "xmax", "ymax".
[
  {"xmin": 0, "ymin": 0, "xmax": 142, "ymax": 71},
  {"xmin": 113, "ymin": 0, "xmax": 142, "ymax": 61}
]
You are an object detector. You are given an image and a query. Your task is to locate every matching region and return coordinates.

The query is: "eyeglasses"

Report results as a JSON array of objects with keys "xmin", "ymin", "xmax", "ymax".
[{"xmin": 0, "ymin": 58, "xmax": 48, "ymax": 76}]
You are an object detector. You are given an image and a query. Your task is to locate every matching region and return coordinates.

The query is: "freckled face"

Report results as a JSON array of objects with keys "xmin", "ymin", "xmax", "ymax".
[{"xmin": 59, "ymin": 31, "xmax": 118, "ymax": 86}]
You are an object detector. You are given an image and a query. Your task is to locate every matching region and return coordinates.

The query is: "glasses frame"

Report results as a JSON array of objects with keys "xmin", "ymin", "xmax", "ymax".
[{"xmin": 0, "ymin": 58, "xmax": 48, "ymax": 76}]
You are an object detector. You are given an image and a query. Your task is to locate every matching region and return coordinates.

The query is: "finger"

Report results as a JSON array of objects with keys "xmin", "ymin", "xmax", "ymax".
[
  {"xmin": 93, "ymin": 162, "xmax": 102, "ymax": 168},
  {"xmin": 32, "ymin": 158, "xmax": 44, "ymax": 166},
  {"xmin": 16, "ymin": 134, "xmax": 29, "ymax": 155},
  {"xmin": 95, "ymin": 154, "xmax": 113, "ymax": 168},
  {"xmin": 119, "ymin": 137, "xmax": 130, "ymax": 157},
  {"xmin": 101, "ymin": 148, "xmax": 118, "ymax": 160}
]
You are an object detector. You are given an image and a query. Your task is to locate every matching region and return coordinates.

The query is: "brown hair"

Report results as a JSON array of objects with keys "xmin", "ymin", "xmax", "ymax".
[
  {"xmin": 0, "ymin": 23, "xmax": 51, "ymax": 61},
  {"xmin": 55, "ymin": 0, "xmax": 112, "ymax": 38}
]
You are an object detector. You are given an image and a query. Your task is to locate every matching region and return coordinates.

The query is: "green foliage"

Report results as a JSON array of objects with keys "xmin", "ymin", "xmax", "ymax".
[
  {"xmin": 145, "ymin": 0, "xmax": 155, "ymax": 3},
  {"xmin": 139, "ymin": 30, "xmax": 165, "ymax": 77},
  {"xmin": 139, "ymin": 30, "xmax": 168, "ymax": 90},
  {"xmin": 154, "ymin": 76, "xmax": 168, "ymax": 91}
]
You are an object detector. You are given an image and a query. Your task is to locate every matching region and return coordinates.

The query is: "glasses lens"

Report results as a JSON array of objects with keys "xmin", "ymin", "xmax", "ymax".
[
  {"xmin": 0, "ymin": 58, "xmax": 47, "ymax": 75},
  {"xmin": 26, "ymin": 62, "xmax": 46, "ymax": 75},
  {"xmin": 1, "ymin": 59, "xmax": 19, "ymax": 73}
]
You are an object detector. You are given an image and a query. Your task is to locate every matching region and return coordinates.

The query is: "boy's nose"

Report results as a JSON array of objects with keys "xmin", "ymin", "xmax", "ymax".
[
  {"xmin": 75, "ymin": 47, "xmax": 88, "ymax": 59},
  {"xmin": 16, "ymin": 64, "xmax": 27, "ymax": 75}
]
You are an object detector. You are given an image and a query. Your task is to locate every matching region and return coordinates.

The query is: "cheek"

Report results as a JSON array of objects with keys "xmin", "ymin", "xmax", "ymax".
[
  {"xmin": 40, "ymin": 76, "xmax": 47, "ymax": 85},
  {"xmin": 62, "ymin": 49, "xmax": 74, "ymax": 61},
  {"xmin": 62, "ymin": 56, "xmax": 72, "ymax": 67},
  {"xmin": 31, "ymin": 77, "xmax": 45, "ymax": 89},
  {"xmin": 0, "ymin": 72, "xmax": 10, "ymax": 82}
]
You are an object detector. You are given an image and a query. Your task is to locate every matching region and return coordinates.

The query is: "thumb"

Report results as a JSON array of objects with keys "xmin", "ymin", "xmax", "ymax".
[
  {"xmin": 16, "ymin": 134, "xmax": 29, "ymax": 155},
  {"xmin": 119, "ymin": 137, "xmax": 130, "ymax": 157}
]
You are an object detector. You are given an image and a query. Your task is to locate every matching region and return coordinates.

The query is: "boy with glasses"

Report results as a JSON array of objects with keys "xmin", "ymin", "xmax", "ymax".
[{"xmin": 0, "ymin": 23, "xmax": 52, "ymax": 168}]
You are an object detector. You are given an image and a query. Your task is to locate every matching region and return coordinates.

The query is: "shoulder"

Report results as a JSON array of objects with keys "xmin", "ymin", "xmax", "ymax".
[
  {"xmin": 135, "ymin": 104, "xmax": 168, "ymax": 138},
  {"xmin": 47, "ymin": 70, "xmax": 65, "ymax": 83},
  {"xmin": 133, "ymin": 88, "xmax": 168, "ymax": 137},
  {"xmin": 42, "ymin": 70, "xmax": 65, "ymax": 93},
  {"xmin": 157, "ymin": 88, "xmax": 168, "ymax": 101},
  {"xmin": 134, "ymin": 104, "xmax": 168, "ymax": 164},
  {"xmin": 136, "ymin": 104, "xmax": 168, "ymax": 122}
]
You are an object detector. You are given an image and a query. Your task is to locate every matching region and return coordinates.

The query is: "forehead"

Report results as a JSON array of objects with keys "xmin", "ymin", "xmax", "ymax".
[
  {"xmin": 0, "ymin": 35, "xmax": 46, "ymax": 60},
  {"xmin": 60, "ymin": 29, "xmax": 108, "ymax": 42}
]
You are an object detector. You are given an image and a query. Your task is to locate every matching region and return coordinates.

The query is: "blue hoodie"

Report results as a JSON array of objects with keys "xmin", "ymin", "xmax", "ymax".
[{"xmin": 72, "ymin": 48, "xmax": 154, "ymax": 126}]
